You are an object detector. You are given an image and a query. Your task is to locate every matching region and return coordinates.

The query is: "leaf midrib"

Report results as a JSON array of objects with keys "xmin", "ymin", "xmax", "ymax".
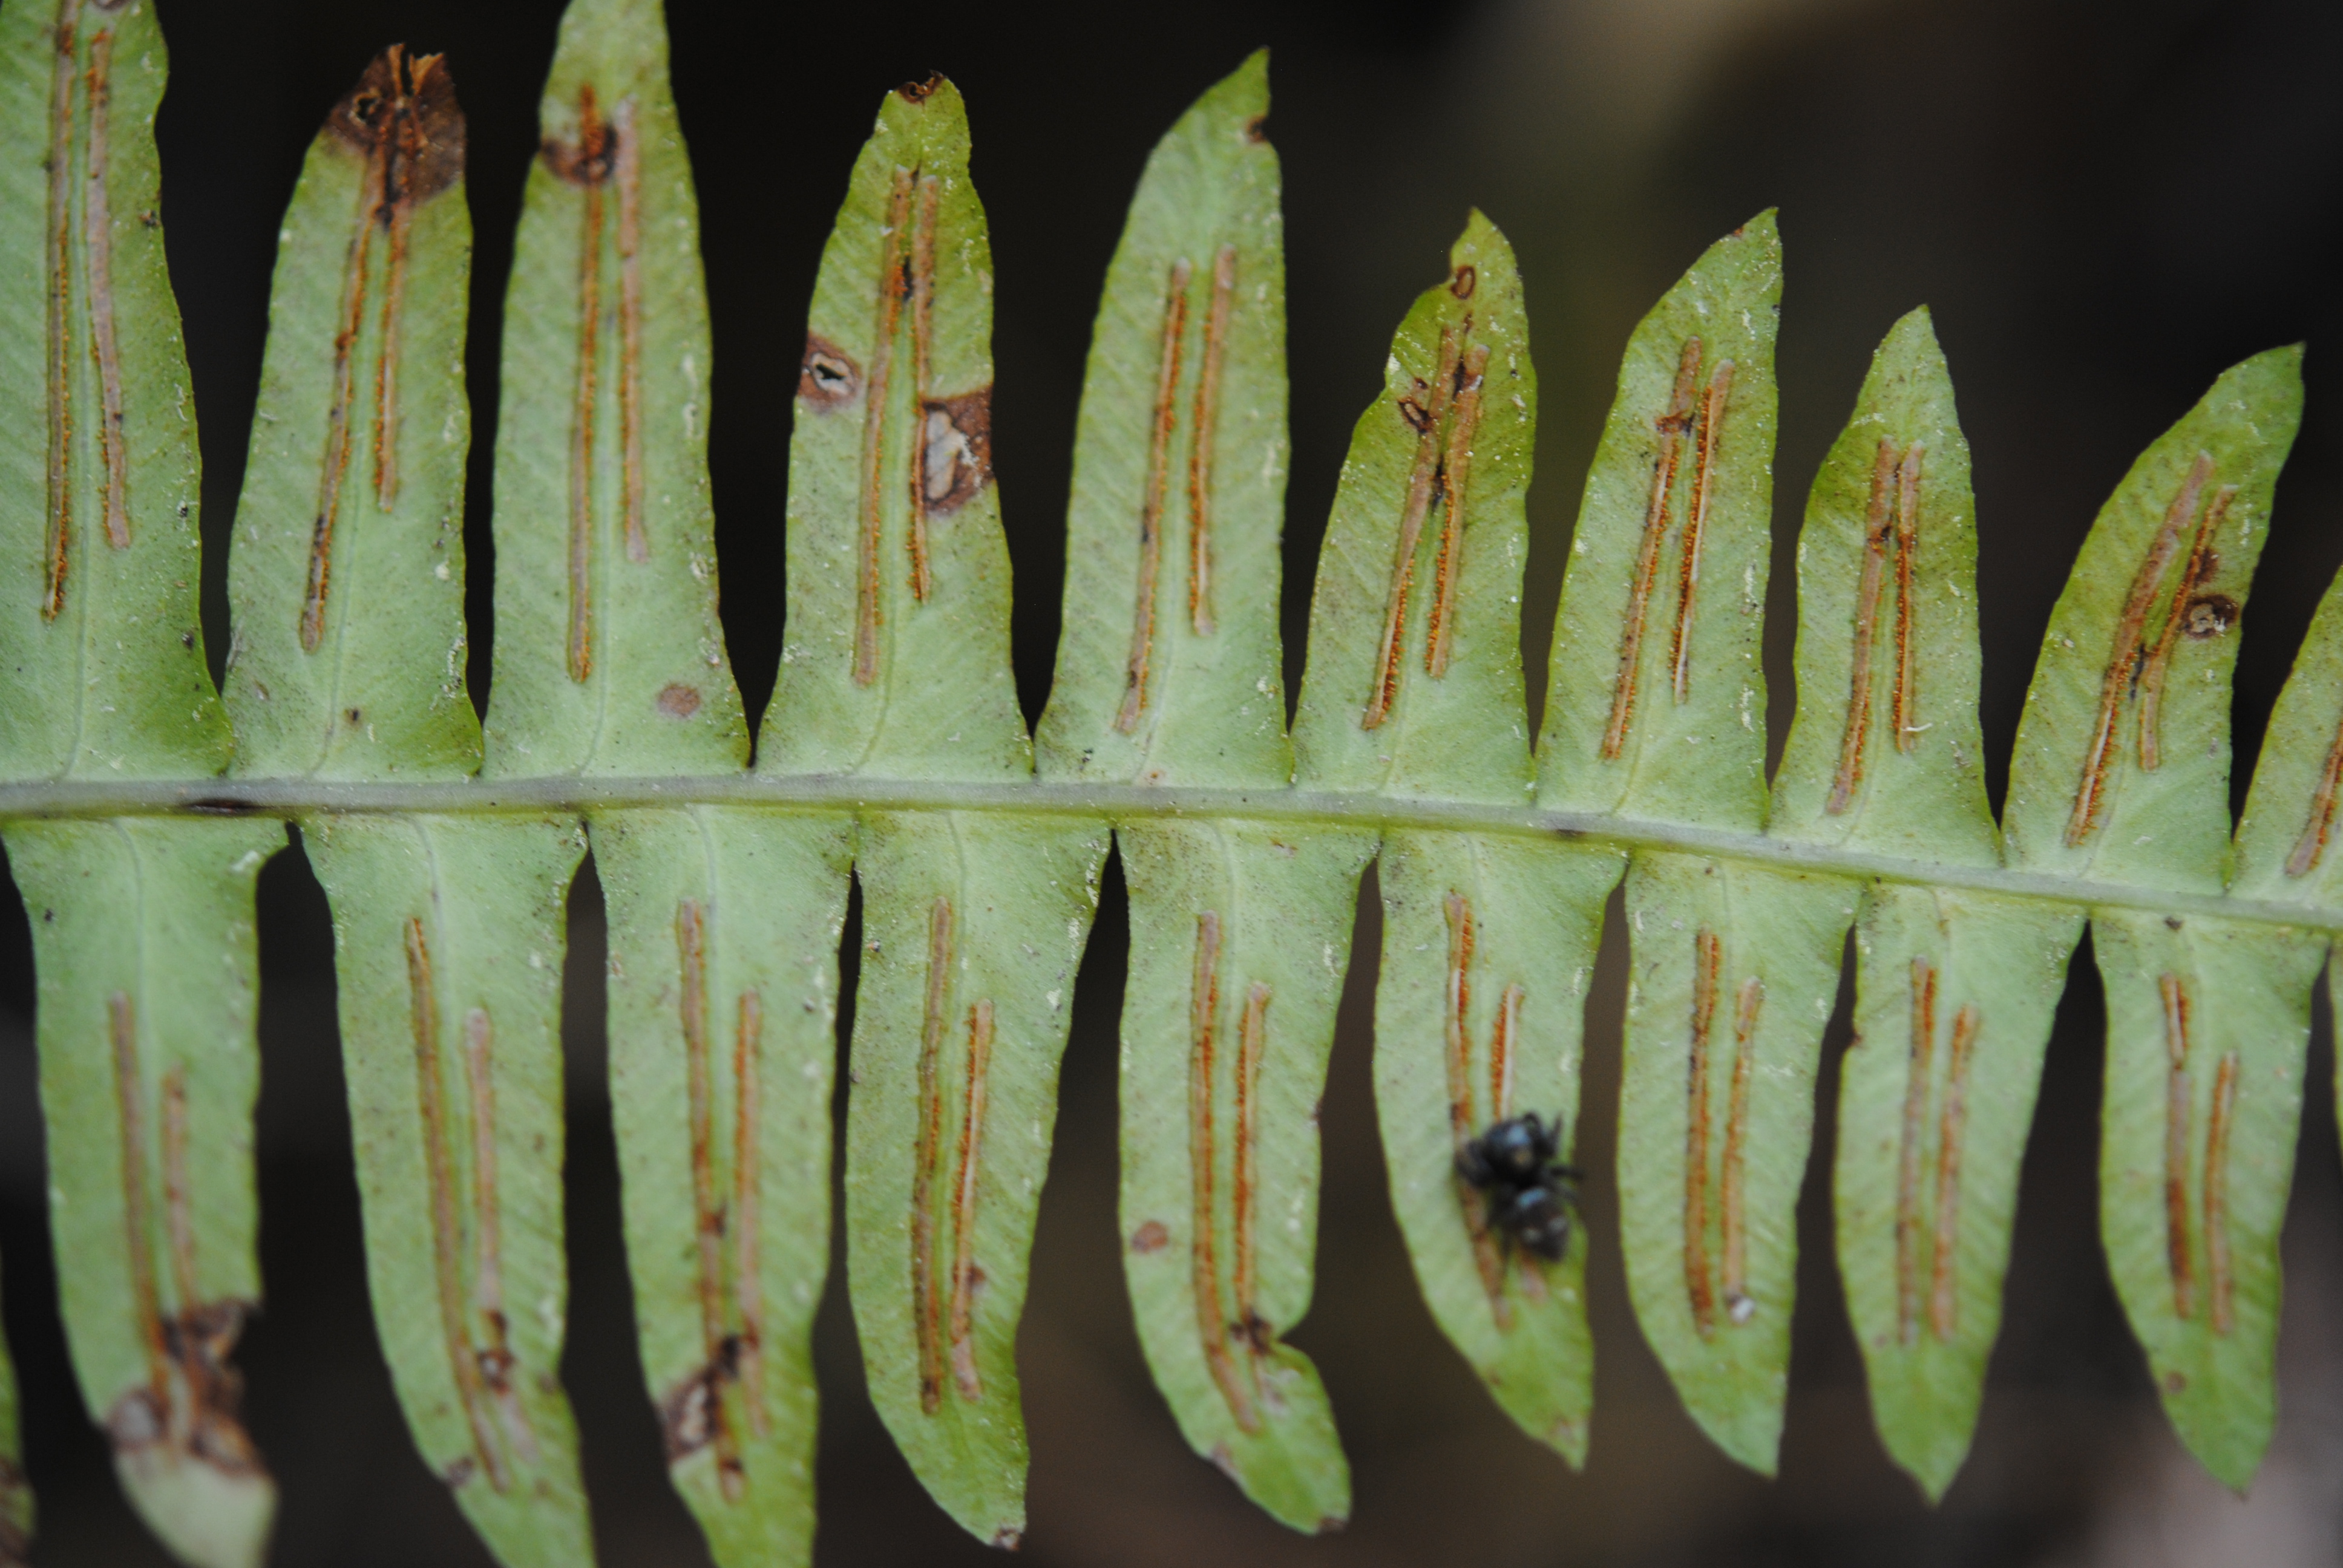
[{"xmin": 0, "ymin": 773, "xmax": 2322, "ymax": 933}]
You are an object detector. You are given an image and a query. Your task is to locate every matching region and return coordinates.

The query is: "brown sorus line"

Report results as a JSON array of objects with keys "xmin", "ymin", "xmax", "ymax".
[
  {"xmin": 1604, "ymin": 338, "xmax": 1703, "ymax": 760},
  {"xmin": 912, "ymin": 896, "xmax": 952, "ymax": 1413},
  {"xmin": 303, "ymin": 106, "xmax": 382, "ymax": 654},
  {"xmin": 43, "ymin": 1, "xmax": 77, "ymax": 621},
  {"xmin": 1829, "ymin": 440, "xmax": 1902, "ymax": 815},
  {"xmin": 1188, "ymin": 245, "xmax": 1236, "ymax": 637},
  {"xmin": 107, "ymin": 992, "xmax": 172, "ymax": 1406},
  {"xmin": 732, "ymin": 990, "xmax": 767, "ymax": 1436},
  {"xmin": 1426, "ymin": 344, "xmax": 1491, "ymax": 679},
  {"xmin": 675, "ymin": 917, "xmax": 743, "ymax": 1483},
  {"xmin": 1684, "ymin": 927, "xmax": 1722, "ymax": 1336},
  {"xmin": 1890, "ymin": 443, "xmax": 1925, "ymax": 753},
  {"xmin": 1365, "ymin": 322, "xmax": 1462, "ymax": 730},
  {"xmin": 1895, "ymin": 955, "xmax": 1938, "ymax": 1344},
  {"xmin": 1667, "ymin": 359, "xmax": 1735, "ymax": 705},
  {"xmin": 1115, "ymin": 258, "xmax": 1191, "ymax": 734},
  {"xmin": 83, "ymin": 25, "xmax": 128, "ymax": 555},
  {"xmin": 2137, "ymin": 484, "xmax": 2236, "ymax": 771},
  {"xmin": 2286, "ymin": 705, "xmax": 2343, "ymax": 878},
  {"xmin": 1719, "ymin": 973, "xmax": 1763, "ymax": 1319},
  {"xmin": 160, "ymin": 1065, "xmax": 198, "ymax": 1319},
  {"xmin": 2159, "ymin": 972, "xmax": 2196, "ymax": 1322},
  {"xmin": 1490, "ymin": 982, "xmax": 1522, "ymax": 1125},
  {"xmin": 464, "ymin": 1003, "xmax": 542, "ymax": 1471},
  {"xmin": 1930, "ymin": 1002, "xmax": 1979, "ymax": 1342},
  {"xmin": 565, "ymin": 85, "xmax": 612, "ymax": 685},
  {"xmin": 2067, "ymin": 452, "xmax": 2214, "ymax": 847},
  {"xmin": 905, "ymin": 174, "xmax": 941, "ymax": 602},
  {"xmin": 614, "ymin": 97, "xmax": 648, "ymax": 564},
  {"xmin": 1188, "ymin": 912, "xmax": 1259, "ymax": 1430},
  {"xmin": 854, "ymin": 168, "xmax": 914, "ymax": 688},
  {"xmin": 368, "ymin": 49, "xmax": 457, "ymax": 510},
  {"xmin": 1232, "ymin": 981, "xmax": 1268, "ymax": 1353},
  {"xmin": 948, "ymin": 998, "xmax": 995, "ymax": 1404},
  {"xmin": 1442, "ymin": 892, "xmax": 1477, "ymax": 1142},
  {"xmin": 404, "ymin": 918, "xmax": 511, "ymax": 1491},
  {"xmin": 2204, "ymin": 1049, "xmax": 2240, "ymax": 1338}
]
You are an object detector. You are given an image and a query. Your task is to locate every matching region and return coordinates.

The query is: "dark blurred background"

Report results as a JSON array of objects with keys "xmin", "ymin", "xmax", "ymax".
[{"xmin": 3, "ymin": 0, "xmax": 2342, "ymax": 1562}]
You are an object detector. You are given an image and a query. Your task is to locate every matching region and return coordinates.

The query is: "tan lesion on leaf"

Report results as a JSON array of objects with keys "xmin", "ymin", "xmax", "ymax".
[
  {"xmin": 1116, "ymin": 258, "xmax": 1192, "ymax": 734},
  {"xmin": 2065, "ymin": 452, "xmax": 2215, "ymax": 847},
  {"xmin": 1187, "ymin": 245, "xmax": 1237, "ymax": 637},
  {"xmin": 306, "ymin": 47, "xmax": 465, "ymax": 653},
  {"xmin": 1928, "ymin": 1003, "xmax": 1979, "ymax": 1342}
]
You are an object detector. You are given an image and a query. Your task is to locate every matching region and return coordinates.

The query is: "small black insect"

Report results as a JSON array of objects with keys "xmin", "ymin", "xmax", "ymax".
[{"xmin": 1456, "ymin": 1112, "xmax": 1582, "ymax": 1263}]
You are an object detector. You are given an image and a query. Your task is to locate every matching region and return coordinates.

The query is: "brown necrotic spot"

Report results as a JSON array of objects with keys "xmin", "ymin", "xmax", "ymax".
[
  {"xmin": 1450, "ymin": 264, "xmax": 1476, "ymax": 299},
  {"xmin": 1130, "ymin": 1220, "xmax": 1169, "ymax": 1254},
  {"xmin": 657, "ymin": 683, "xmax": 702, "ymax": 718},
  {"xmin": 897, "ymin": 74, "xmax": 943, "ymax": 103},
  {"xmin": 1244, "ymin": 113, "xmax": 1267, "ymax": 143},
  {"xmin": 2183, "ymin": 593, "xmax": 2238, "ymax": 639},
  {"xmin": 920, "ymin": 388, "xmax": 992, "ymax": 516},
  {"xmin": 798, "ymin": 333, "xmax": 860, "ymax": 408}
]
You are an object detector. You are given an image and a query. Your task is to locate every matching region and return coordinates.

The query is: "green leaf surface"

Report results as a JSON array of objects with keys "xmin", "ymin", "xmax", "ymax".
[
  {"xmin": 844, "ymin": 811, "xmax": 1105, "ymax": 1546},
  {"xmin": 0, "ymin": 0, "xmax": 226, "ymax": 779},
  {"xmin": 592, "ymin": 806, "xmax": 852, "ymax": 1567},
  {"xmin": 1835, "ymin": 884, "xmax": 2081, "ymax": 1499},
  {"xmin": 1616, "ymin": 852, "xmax": 1854, "ymax": 1473},
  {"xmin": 1116, "ymin": 818, "xmax": 1369, "ymax": 1529},
  {"xmin": 5, "ymin": 817, "xmax": 281, "ymax": 1568},
  {"xmin": 1376, "ymin": 831, "xmax": 1619, "ymax": 1463},
  {"xmin": 1034, "ymin": 53, "xmax": 1288, "ymax": 789},
  {"xmin": 0, "ymin": 1255, "xmax": 30, "ymax": 1564},
  {"xmin": 223, "ymin": 48, "xmax": 478, "ymax": 780},
  {"xmin": 1289, "ymin": 212, "xmax": 1535, "ymax": 805},
  {"xmin": 2002, "ymin": 348, "xmax": 2302, "ymax": 892},
  {"xmin": 2090, "ymin": 909, "xmax": 2322, "ymax": 1489},
  {"xmin": 480, "ymin": 0, "xmax": 744, "ymax": 779},
  {"xmin": 1538, "ymin": 215, "xmax": 1781, "ymax": 830},
  {"xmin": 302, "ymin": 814, "xmax": 595, "ymax": 1568},
  {"xmin": 1770, "ymin": 309, "xmax": 1994, "ymax": 866},
  {"xmin": 758, "ymin": 79, "xmax": 1026, "ymax": 783}
]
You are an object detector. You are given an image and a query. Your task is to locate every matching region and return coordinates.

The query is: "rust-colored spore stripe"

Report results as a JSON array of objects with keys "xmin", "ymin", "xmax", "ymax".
[
  {"xmin": 948, "ymin": 999, "xmax": 994, "ymax": 1404},
  {"xmin": 2066, "ymin": 452, "xmax": 2214, "ymax": 846},
  {"xmin": 2285, "ymin": 707, "xmax": 2343, "ymax": 878},
  {"xmin": 405, "ymin": 919, "xmax": 510, "ymax": 1491},
  {"xmin": 1365, "ymin": 324, "xmax": 1461, "ymax": 730},
  {"xmin": 565, "ymin": 85, "xmax": 611, "ymax": 684},
  {"xmin": 1895, "ymin": 955, "xmax": 1938, "ymax": 1343},
  {"xmin": 905, "ymin": 174, "xmax": 940, "ymax": 601},
  {"xmin": 856, "ymin": 169, "xmax": 914, "ymax": 687},
  {"xmin": 1684, "ymin": 928, "xmax": 1721, "ymax": 1336},
  {"xmin": 1115, "ymin": 258, "xmax": 1191, "ymax": 734},
  {"xmin": 1188, "ymin": 244, "xmax": 1236, "ymax": 636},
  {"xmin": 1890, "ymin": 442, "xmax": 1925, "ymax": 752},
  {"xmin": 369, "ymin": 49, "xmax": 432, "ymax": 510},
  {"xmin": 733, "ymin": 990, "xmax": 767, "ymax": 1435},
  {"xmin": 1829, "ymin": 440, "xmax": 1901, "ymax": 815},
  {"xmin": 611, "ymin": 97, "xmax": 647, "ymax": 563},
  {"xmin": 1491, "ymin": 984, "xmax": 1522, "ymax": 1125},
  {"xmin": 461, "ymin": 1008, "xmax": 505, "ymax": 1323},
  {"xmin": 2137, "ymin": 484, "xmax": 2235, "ymax": 770},
  {"xmin": 1233, "ymin": 981, "xmax": 1268, "ymax": 1339},
  {"xmin": 42, "ymin": 2, "xmax": 77, "ymax": 619},
  {"xmin": 1188, "ymin": 913, "xmax": 1257, "ymax": 1429},
  {"xmin": 1443, "ymin": 891, "xmax": 1477, "ymax": 1143},
  {"xmin": 108, "ymin": 993, "xmax": 171, "ymax": 1403},
  {"xmin": 160, "ymin": 1065, "xmax": 198, "ymax": 1313},
  {"xmin": 677, "ymin": 900, "xmax": 729, "ymax": 1370},
  {"xmin": 912, "ymin": 896, "xmax": 952, "ymax": 1413},
  {"xmin": 1668, "ymin": 359, "xmax": 1735, "ymax": 704},
  {"xmin": 2204, "ymin": 1049, "xmax": 2239, "ymax": 1338},
  {"xmin": 1426, "ymin": 344, "xmax": 1490, "ymax": 679},
  {"xmin": 1604, "ymin": 338, "xmax": 1703, "ymax": 759},
  {"xmin": 2160, "ymin": 972, "xmax": 2196, "ymax": 1322},
  {"xmin": 302, "ymin": 116, "xmax": 382, "ymax": 653},
  {"xmin": 1719, "ymin": 974, "xmax": 1763, "ymax": 1319},
  {"xmin": 1929, "ymin": 1003, "xmax": 1979, "ymax": 1342},
  {"xmin": 83, "ymin": 27, "xmax": 128, "ymax": 552}
]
